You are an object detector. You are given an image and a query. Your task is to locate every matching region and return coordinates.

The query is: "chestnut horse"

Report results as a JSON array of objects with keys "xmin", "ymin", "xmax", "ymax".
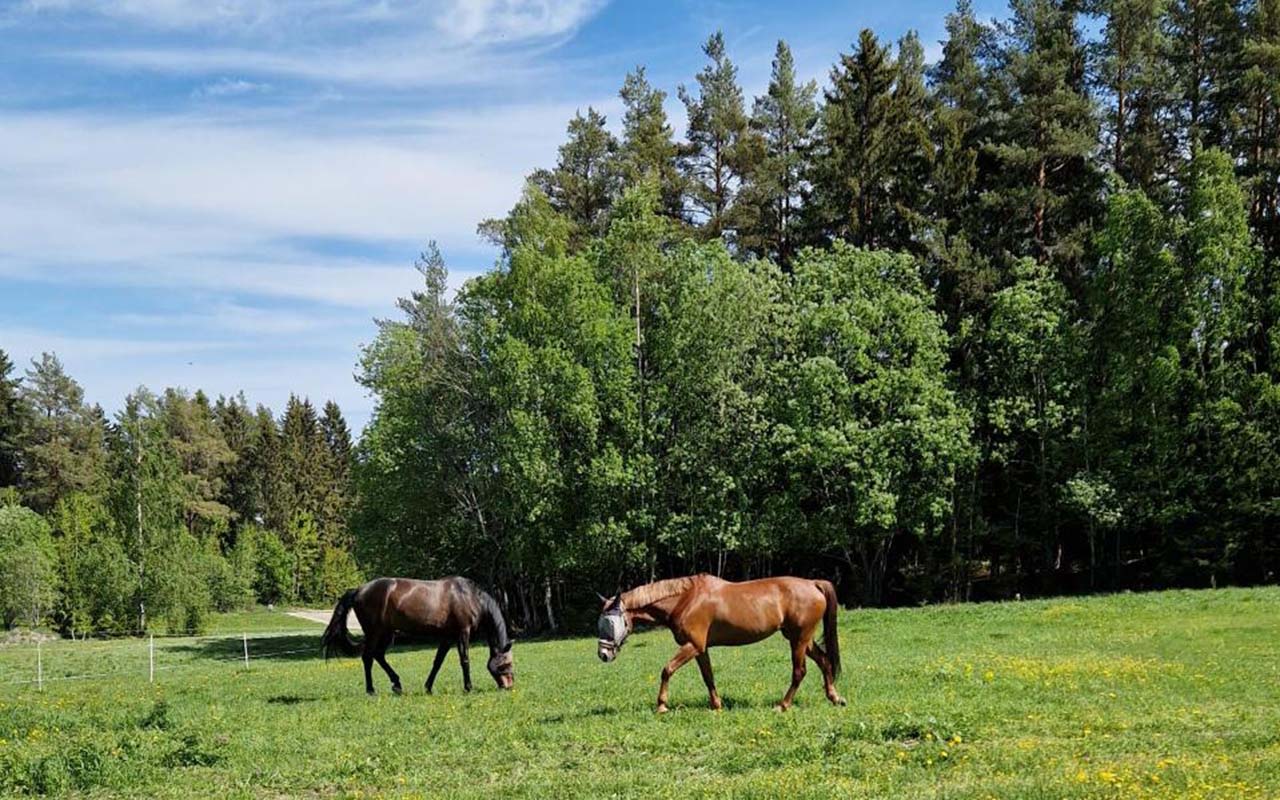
[
  {"xmin": 322, "ymin": 576, "xmax": 514, "ymax": 695},
  {"xmin": 597, "ymin": 574, "xmax": 845, "ymax": 712}
]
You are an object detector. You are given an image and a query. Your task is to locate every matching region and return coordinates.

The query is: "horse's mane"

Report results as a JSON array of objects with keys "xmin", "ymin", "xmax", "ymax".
[
  {"xmin": 478, "ymin": 590, "xmax": 511, "ymax": 652},
  {"xmin": 622, "ymin": 576, "xmax": 698, "ymax": 609}
]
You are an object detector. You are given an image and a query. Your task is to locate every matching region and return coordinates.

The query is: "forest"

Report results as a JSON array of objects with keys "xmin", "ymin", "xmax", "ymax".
[
  {"xmin": 0, "ymin": 352, "xmax": 359, "ymax": 634},
  {"xmin": 2, "ymin": 0, "xmax": 1278, "ymax": 633}
]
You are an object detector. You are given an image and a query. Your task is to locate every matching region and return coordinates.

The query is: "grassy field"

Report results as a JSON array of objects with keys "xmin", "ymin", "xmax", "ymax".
[{"xmin": 0, "ymin": 588, "xmax": 1277, "ymax": 798}]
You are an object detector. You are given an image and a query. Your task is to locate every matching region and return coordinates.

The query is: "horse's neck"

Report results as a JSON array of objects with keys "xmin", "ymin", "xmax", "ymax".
[
  {"xmin": 479, "ymin": 597, "xmax": 510, "ymax": 652},
  {"xmin": 623, "ymin": 576, "xmax": 699, "ymax": 625},
  {"xmin": 628, "ymin": 593, "xmax": 681, "ymax": 626}
]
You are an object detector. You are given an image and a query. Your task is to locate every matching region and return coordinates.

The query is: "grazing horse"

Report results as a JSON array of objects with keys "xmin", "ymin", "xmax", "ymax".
[
  {"xmin": 597, "ymin": 574, "xmax": 845, "ymax": 712},
  {"xmin": 322, "ymin": 576, "xmax": 514, "ymax": 695}
]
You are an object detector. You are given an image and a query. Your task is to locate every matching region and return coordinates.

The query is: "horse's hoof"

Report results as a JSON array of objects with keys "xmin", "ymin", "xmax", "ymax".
[
  {"xmin": 366, "ymin": 690, "xmax": 375, "ymax": 696},
  {"xmin": 392, "ymin": 684, "xmax": 403, "ymax": 696},
  {"xmin": 773, "ymin": 703, "xmax": 790, "ymax": 713},
  {"xmin": 656, "ymin": 703, "xmax": 669, "ymax": 715},
  {"xmin": 424, "ymin": 685, "xmax": 433, "ymax": 695},
  {"xmin": 709, "ymin": 701, "xmax": 723, "ymax": 711},
  {"xmin": 830, "ymin": 695, "xmax": 847, "ymax": 706}
]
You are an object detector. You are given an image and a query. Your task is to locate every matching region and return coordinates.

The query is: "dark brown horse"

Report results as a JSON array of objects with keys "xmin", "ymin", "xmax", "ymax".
[
  {"xmin": 597, "ymin": 574, "xmax": 844, "ymax": 712},
  {"xmin": 322, "ymin": 576, "xmax": 514, "ymax": 695}
]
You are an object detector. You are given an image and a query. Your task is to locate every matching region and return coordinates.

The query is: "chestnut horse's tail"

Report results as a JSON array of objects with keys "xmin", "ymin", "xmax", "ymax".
[
  {"xmin": 817, "ymin": 580, "xmax": 841, "ymax": 678},
  {"xmin": 321, "ymin": 588, "xmax": 362, "ymax": 659}
]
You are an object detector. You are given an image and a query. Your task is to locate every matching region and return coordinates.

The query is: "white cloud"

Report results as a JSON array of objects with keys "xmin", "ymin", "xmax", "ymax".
[
  {"xmin": 440, "ymin": 0, "xmax": 607, "ymax": 44},
  {"xmin": 193, "ymin": 77, "xmax": 270, "ymax": 97},
  {"xmin": 30, "ymin": 0, "xmax": 610, "ymax": 88},
  {"xmin": 0, "ymin": 102, "xmax": 588, "ymax": 306},
  {"xmin": 26, "ymin": 0, "xmax": 606, "ymax": 43}
]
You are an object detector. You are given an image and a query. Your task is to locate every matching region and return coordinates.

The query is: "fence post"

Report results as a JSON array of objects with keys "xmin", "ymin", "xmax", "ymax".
[
  {"xmin": 242, "ymin": 633, "xmax": 249, "ymax": 667},
  {"xmin": 149, "ymin": 635, "xmax": 154, "ymax": 683},
  {"xmin": 37, "ymin": 641, "xmax": 43, "ymax": 691}
]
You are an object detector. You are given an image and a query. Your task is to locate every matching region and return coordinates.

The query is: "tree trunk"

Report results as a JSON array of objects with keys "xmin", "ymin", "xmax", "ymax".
[{"xmin": 543, "ymin": 577, "xmax": 557, "ymax": 632}]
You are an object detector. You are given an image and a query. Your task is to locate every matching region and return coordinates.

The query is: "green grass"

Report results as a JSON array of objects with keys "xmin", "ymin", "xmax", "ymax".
[{"xmin": 1, "ymin": 588, "xmax": 1277, "ymax": 798}]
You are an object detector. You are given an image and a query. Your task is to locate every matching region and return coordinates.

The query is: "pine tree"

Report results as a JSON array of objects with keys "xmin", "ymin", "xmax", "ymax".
[
  {"xmin": 737, "ymin": 40, "xmax": 818, "ymax": 267},
  {"xmin": 1166, "ymin": 0, "xmax": 1245, "ymax": 154},
  {"xmin": 1092, "ymin": 0, "xmax": 1175, "ymax": 191},
  {"xmin": 617, "ymin": 66, "xmax": 686, "ymax": 219},
  {"xmin": 986, "ymin": 0, "xmax": 1100, "ymax": 290},
  {"xmin": 531, "ymin": 107, "xmax": 620, "ymax": 245},
  {"xmin": 678, "ymin": 31, "xmax": 751, "ymax": 241},
  {"xmin": 161, "ymin": 388, "xmax": 234, "ymax": 539},
  {"xmin": 20, "ymin": 353, "xmax": 104, "ymax": 512},
  {"xmin": 1238, "ymin": 0, "xmax": 1280, "ymax": 257}
]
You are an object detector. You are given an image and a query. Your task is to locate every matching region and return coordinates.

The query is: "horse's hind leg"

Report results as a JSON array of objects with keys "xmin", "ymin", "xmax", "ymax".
[
  {"xmin": 806, "ymin": 643, "xmax": 846, "ymax": 706},
  {"xmin": 372, "ymin": 634, "xmax": 402, "ymax": 695},
  {"xmin": 776, "ymin": 635, "xmax": 809, "ymax": 711},
  {"xmin": 425, "ymin": 641, "xmax": 450, "ymax": 694},
  {"xmin": 696, "ymin": 652, "xmax": 722, "ymax": 710}
]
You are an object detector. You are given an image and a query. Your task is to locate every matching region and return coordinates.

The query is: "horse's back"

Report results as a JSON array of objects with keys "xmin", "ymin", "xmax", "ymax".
[
  {"xmin": 698, "ymin": 576, "xmax": 828, "ymax": 644},
  {"xmin": 355, "ymin": 576, "xmax": 481, "ymax": 636}
]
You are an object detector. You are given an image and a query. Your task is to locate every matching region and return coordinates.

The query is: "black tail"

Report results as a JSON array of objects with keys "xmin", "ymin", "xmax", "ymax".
[
  {"xmin": 321, "ymin": 588, "xmax": 361, "ymax": 659},
  {"xmin": 817, "ymin": 580, "xmax": 841, "ymax": 678}
]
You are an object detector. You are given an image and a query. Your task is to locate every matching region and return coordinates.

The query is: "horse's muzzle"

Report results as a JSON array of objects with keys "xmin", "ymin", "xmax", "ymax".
[{"xmin": 598, "ymin": 640, "xmax": 618, "ymax": 663}]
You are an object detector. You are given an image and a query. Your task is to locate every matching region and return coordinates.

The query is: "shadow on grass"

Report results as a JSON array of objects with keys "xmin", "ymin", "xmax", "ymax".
[{"xmin": 165, "ymin": 634, "xmax": 456, "ymax": 664}]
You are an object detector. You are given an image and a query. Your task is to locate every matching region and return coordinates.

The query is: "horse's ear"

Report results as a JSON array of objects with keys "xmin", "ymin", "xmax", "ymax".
[
  {"xmin": 607, "ymin": 594, "xmax": 622, "ymax": 611},
  {"xmin": 596, "ymin": 592, "xmax": 609, "ymax": 604}
]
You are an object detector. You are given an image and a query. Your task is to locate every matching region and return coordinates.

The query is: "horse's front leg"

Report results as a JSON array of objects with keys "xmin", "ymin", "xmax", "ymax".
[
  {"xmin": 656, "ymin": 642, "xmax": 700, "ymax": 714},
  {"xmin": 696, "ymin": 652, "xmax": 722, "ymax": 710},
  {"xmin": 425, "ymin": 641, "xmax": 451, "ymax": 694},
  {"xmin": 456, "ymin": 635, "xmax": 472, "ymax": 692},
  {"xmin": 362, "ymin": 649, "xmax": 375, "ymax": 695}
]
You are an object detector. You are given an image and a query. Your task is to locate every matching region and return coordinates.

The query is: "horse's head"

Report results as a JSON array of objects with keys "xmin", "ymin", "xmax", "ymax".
[
  {"xmin": 487, "ymin": 642, "xmax": 514, "ymax": 689},
  {"xmin": 596, "ymin": 593, "xmax": 629, "ymax": 663}
]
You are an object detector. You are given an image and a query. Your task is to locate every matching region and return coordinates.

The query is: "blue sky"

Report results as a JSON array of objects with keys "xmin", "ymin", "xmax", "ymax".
[{"xmin": 0, "ymin": 0, "xmax": 1006, "ymax": 429}]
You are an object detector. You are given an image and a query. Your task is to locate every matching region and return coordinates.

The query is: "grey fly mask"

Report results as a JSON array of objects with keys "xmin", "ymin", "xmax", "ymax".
[{"xmin": 597, "ymin": 606, "xmax": 629, "ymax": 660}]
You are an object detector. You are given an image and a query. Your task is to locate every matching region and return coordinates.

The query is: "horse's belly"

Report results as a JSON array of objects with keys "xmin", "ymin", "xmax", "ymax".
[{"xmin": 706, "ymin": 621, "xmax": 777, "ymax": 647}]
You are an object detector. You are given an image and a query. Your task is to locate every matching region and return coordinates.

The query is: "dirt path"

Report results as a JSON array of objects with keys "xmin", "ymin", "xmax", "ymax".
[{"xmin": 288, "ymin": 609, "xmax": 362, "ymax": 634}]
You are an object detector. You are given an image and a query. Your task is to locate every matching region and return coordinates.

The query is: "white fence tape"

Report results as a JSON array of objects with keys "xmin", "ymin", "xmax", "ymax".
[{"xmin": 0, "ymin": 631, "xmax": 320, "ymax": 690}]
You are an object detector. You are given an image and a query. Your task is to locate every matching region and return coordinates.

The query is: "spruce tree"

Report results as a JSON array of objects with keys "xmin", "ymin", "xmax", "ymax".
[
  {"xmin": 929, "ymin": 1, "xmax": 999, "ymax": 321},
  {"xmin": 807, "ymin": 29, "xmax": 900, "ymax": 249},
  {"xmin": 0, "ymin": 349, "xmax": 26, "ymax": 489},
  {"xmin": 318, "ymin": 400, "xmax": 354, "ymax": 548}
]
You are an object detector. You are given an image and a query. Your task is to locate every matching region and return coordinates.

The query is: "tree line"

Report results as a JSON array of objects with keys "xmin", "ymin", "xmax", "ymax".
[
  {"xmin": 0, "ymin": 351, "xmax": 359, "ymax": 634},
  {"xmin": 355, "ymin": 0, "xmax": 1280, "ymax": 628}
]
